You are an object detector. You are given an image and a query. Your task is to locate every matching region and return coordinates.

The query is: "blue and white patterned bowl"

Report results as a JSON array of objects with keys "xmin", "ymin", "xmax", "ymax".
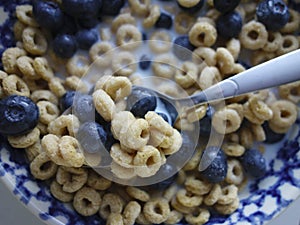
[{"xmin": 0, "ymin": 1, "xmax": 300, "ymax": 225}]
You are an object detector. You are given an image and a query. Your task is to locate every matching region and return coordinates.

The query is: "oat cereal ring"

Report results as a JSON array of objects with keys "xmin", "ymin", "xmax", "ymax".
[
  {"xmin": 8, "ymin": 127, "xmax": 40, "ymax": 149},
  {"xmin": 123, "ymin": 201, "xmax": 141, "ymax": 225},
  {"xmin": 111, "ymin": 161, "xmax": 136, "ymax": 179},
  {"xmin": 2, "ymin": 47, "xmax": 27, "ymax": 74},
  {"xmin": 250, "ymin": 50, "xmax": 275, "ymax": 66},
  {"xmin": 197, "ymin": 17, "xmax": 216, "ymax": 27},
  {"xmin": 136, "ymin": 213, "xmax": 151, "ymax": 225},
  {"xmin": 89, "ymin": 42, "xmax": 113, "ymax": 68},
  {"xmin": 48, "ymin": 77, "xmax": 66, "ymax": 98},
  {"xmin": 279, "ymin": 81, "xmax": 300, "ymax": 103},
  {"xmin": 171, "ymin": 197, "xmax": 196, "ymax": 214},
  {"xmin": 104, "ymin": 76, "xmax": 132, "ymax": 101},
  {"xmin": 59, "ymin": 136, "xmax": 85, "ymax": 167},
  {"xmin": 129, "ymin": 0, "xmax": 151, "ymax": 16},
  {"xmin": 22, "ymin": 27, "xmax": 48, "ymax": 55},
  {"xmin": 277, "ymin": 35, "xmax": 299, "ymax": 55},
  {"xmin": 178, "ymin": 0, "xmax": 200, "ymax": 7},
  {"xmin": 107, "ymin": 213, "xmax": 124, "ymax": 225},
  {"xmin": 126, "ymin": 186, "xmax": 150, "ymax": 202},
  {"xmin": 206, "ymin": 8, "xmax": 220, "ymax": 21},
  {"xmin": 31, "ymin": 90, "xmax": 58, "ymax": 105},
  {"xmin": 152, "ymin": 54, "xmax": 178, "ymax": 79},
  {"xmin": 3, "ymin": 74, "xmax": 30, "ymax": 97},
  {"xmin": 215, "ymin": 197, "xmax": 239, "ymax": 215},
  {"xmin": 176, "ymin": 189, "xmax": 203, "ymax": 207},
  {"xmin": 94, "ymin": 75, "xmax": 113, "ymax": 91},
  {"xmin": 37, "ymin": 122, "xmax": 48, "ymax": 136},
  {"xmin": 262, "ymin": 32, "xmax": 283, "ymax": 52},
  {"xmin": 217, "ymin": 184, "xmax": 238, "ymax": 205},
  {"xmin": 66, "ymin": 54, "xmax": 90, "ymax": 77},
  {"xmin": 268, "ymin": 121, "xmax": 291, "ymax": 134},
  {"xmin": 163, "ymin": 184, "xmax": 178, "ymax": 202},
  {"xmin": 269, "ymin": 100, "xmax": 298, "ymax": 128},
  {"xmin": 216, "ymin": 47, "xmax": 235, "ymax": 75},
  {"xmin": 174, "ymin": 117, "xmax": 195, "ymax": 131},
  {"xmin": 199, "ymin": 66, "xmax": 221, "ymax": 90},
  {"xmin": 248, "ymin": 96, "xmax": 273, "ymax": 121},
  {"xmin": 111, "ymin": 111, "xmax": 136, "ymax": 139},
  {"xmin": 185, "ymin": 176, "xmax": 212, "ymax": 195},
  {"xmin": 280, "ymin": 9, "xmax": 300, "ymax": 34},
  {"xmin": 116, "ymin": 24, "xmax": 142, "ymax": 50},
  {"xmin": 239, "ymin": 20, "xmax": 268, "ymax": 50},
  {"xmin": 165, "ymin": 210, "xmax": 183, "ymax": 225},
  {"xmin": 239, "ymin": 126, "xmax": 254, "ymax": 149},
  {"xmin": 226, "ymin": 103, "xmax": 244, "ymax": 120},
  {"xmin": 187, "ymin": 104, "xmax": 207, "ymax": 124},
  {"xmin": 185, "ymin": 208, "xmax": 210, "ymax": 225},
  {"xmin": 189, "ymin": 22, "xmax": 217, "ymax": 47},
  {"xmin": 212, "ymin": 108, "xmax": 242, "ymax": 134},
  {"xmin": 16, "ymin": 56, "xmax": 39, "ymax": 80},
  {"xmin": 143, "ymin": 198, "xmax": 170, "ymax": 224},
  {"xmin": 93, "ymin": 89, "xmax": 116, "ymax": 122},
  {"xmin": 48, "ymin": 115, "xmax": 80, "ymax": 137},
  {"xmin": 86, "ymin": 169, "xmax": 111, "ymax": 191},
  {"xmin": 251, "ymin": 124, "xmax": 266, "ymax": 142},
  {"xmin": 149, "ymin": 30, "xmax": 172, "ymax": 53},
  {"xmin": 226, "ymin": 159, "xmax": 244, "ymax": 185},
  {"xmin": 183, "ymin": 147, "xmax": 202, "ymax": 171},
  {"xmin": 99, "ymin": 193, "xmax": 124, "ymax": 219},
  {"xmin": 50, "ymin": 180, "xmax": 74, "ymax": 203},
  {"xmin": 226, "ymin": 38, "xmax": 241, "ymax": 61},
  {"xmin": 111, "ymin": 143, "xmax": 135, "ymax": 168},
  {"xmin": 30, "ymin": 152, "xmax": 58, "ymax": 180},
  {"xmin": 33, "ymin": 57, "xmax": 55, "ymax": 81},
  {"xmin": 65, "ymin": 75, "xmax": 88, "ymax": 93},
  {"xmin": 73, "ymin": 186, "xmax": 101, "ymax": 216},
  {"xmin": 112, "ymin": 51, "xmax": 137, "ymax": 77},
  {"xmin": 175, "ymin": 12, "xmax": 195, "ymax": 34},
  {"xmin": 243, "ymin": 102, "xmax": 265, "ymax": 125},
  {"xmin": 203, "ymin": 184, "xmax": 222, "ymax": 206},
  {"xmin": 16, "ymin": 5, "xmax": 38, "ymax": 27},
  {"xmin": 111, "ymin": 13, "xmax": 136, "ymax": 33},
  {"xmin": 159, "ymin": 128, "xmax": 182, "ymax": 155},
  {"xmin": 222, "ymin": 142, "xmax": 245, "ymax": 157},
  {"xmin": 13, "ymin": 20, "xmax": 26, "ymax": 42},
  {"xmin": 99, "ymin": 27, "xmax": 112, "ymax": 41},
  {"xmin": 175, "ymin": 61, "xmax": 198, "ymax": 89},
  {"xmin": 192, "ymin": 47, "xmax": 217, "ymax": 66},
  {"xmin": 37, "ymin": 101, "xmax": 60, "ymax": 125},
  {"xmin": 25, "ymin": 139, "xmax": 42, "ymax": 162}
]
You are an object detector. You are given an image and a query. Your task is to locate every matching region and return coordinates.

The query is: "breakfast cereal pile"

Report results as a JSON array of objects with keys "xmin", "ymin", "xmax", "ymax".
[{"xmin": 0, "ymin": 0, "xmax": 299, "ymax": 224}]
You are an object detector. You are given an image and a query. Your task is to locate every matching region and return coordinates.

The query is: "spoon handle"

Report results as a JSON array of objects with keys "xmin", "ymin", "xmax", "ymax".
[{"xmin": 192, "ymin": 49, "xmax": 300, "ymax": 104}]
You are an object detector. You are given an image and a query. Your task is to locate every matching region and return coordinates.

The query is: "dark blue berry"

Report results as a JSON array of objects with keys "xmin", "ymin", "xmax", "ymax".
[
  {"xmin": 139, "ymin": 55, "xmax": 151, "ymax": 70},
  {"xmin": 0, "ymin": 95, "xmax": 39, "ymax": 136},
  {"xmin": 213, "ymin": 0, "xmax": 241, "ymax": 13},
  {"xmin": 240, "ymin": 149, "xmax": 267, "ymax": 178},
  {"xmin": 173, "ymin": 35, "xmax": 196, "ymax": 60},
  {"xmin": 59, "ymin": 14, "xmax": 78, "ymax": 35},
  {"xmin": 52, "ymin": 34, "xmax": 77, "ymax": 58},
  {"xmin": 200, "ymin": 147, "xmax": 227, "ymax": 183},
  {"xmin": 216, "ymin": 11, "xmax": 243, "ymax": 39},
  {"xmin": 59, "ymin": 90, "xmax": 76, "ymax": 112},
  {"xmin": 262, "ymin": 122, "xmax": 285, "ymax": 143},
  {"xmin": 77, "ymin": 122, "xmax": 107, "ymax": 153},
  {"xmin": 127, "ymin": 87, "xmax": 157, "ymax": 118},
  {"xmin": 103, "ymin": 123, "xmax": 118, "ymax": 151},
  {"xmin": 199, "ymin": 106, "xmax": 214, "ymax": 137},
  {"xmin": 155, "ymin": 12, "xmax": 173, "ymax": 29},
  {"xmin": 160, "ymin": 98, "xmax": 178, "ymax": 126},
  {"xmin": 256, "ymin": 0, "xmax": 290, "ymax": 31},
  {"xmin": 32, "ymin": 0, "xmax": 64, "ymax": 32},
  {"xmin": 157, "ymin": 112, "xmax": 170, "ymax": 123},
  {"xmin": 142, "ymin": 32, "xmax": 147, "ymax": 41},
  {"xmin": 62, "ymin": 0, "xmax": 102, "ymax": 19},
  {"xmin": 76, "ymin": 29, "xmax": 98, "ymax": 50},
  {"xmin": 177, "ymin": 0, "xmax": 204, "ymax": 13},
  {"xmin": 77, "ymin": 16, "xmax": 100, "ymax": 28},
  {"xmin": 100, "ymin": 0, "xmax": 125, "ymax": 16},
  {"xmin": 73, "ymin": 94, "xmax": 95, "ymax": 122}
]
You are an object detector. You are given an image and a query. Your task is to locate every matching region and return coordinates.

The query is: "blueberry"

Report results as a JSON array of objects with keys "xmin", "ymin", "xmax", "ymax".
[
  {"xmin": 199, "ymin": 106, "xmax": 213, "ymax": 137},
  {"xmin": 32, "ymin": 0, "xmax": 64, "ymax": 32},
  {"xmin": 262, "ymin": 122, "xmax": 285, "ymax": 143},
  {"xmin": 155, "ymin": 12, "xmax": 173, "ymax": 29},
  {"xmin": 173, "ymin": 35, "xmax": 196, "ymax": 60},
  {"xmin": 76, "ymin": 29, "xmax": 98, "ymax": 50},
  {"xmin": 216, "ymin": 11, "xmax": 243, "ymax": 39},
  {"xmin": 59, "ymin": 90, "xmax": 76, "ymax": 112},
  {"xmin": 177, "ymin": 0, "xmax": 204, "ymax": 13},
  {"xmin": 256, "ymin": 0, "xmax": 290, "ymax": 31},
  {"xmin": 77, "ymin": 122, "xmax": 107, "ymax": 153},
  {"xmin": 213, "ymin": 0, "xmax": 241, "ymax": 13},
  {"xmin": 62, "ymin": 0, "xmax": 102, "ymax": 19},
  {"xmin": 100, "ymin": 0, "xmax": 125, "ymax": 16},
  {"xmin": 73, "ymin": 94, "xmax": 95, "ymax": 122},
  {"xmin": 200, "ymin": 146, "xmax": 227, "ymax": 183},
  {"xmin": 59, "ymin": 14, "xmax": 78, "ymax": 35},
  {"xmin": 52, "ymin": 34, "xmax": 77, "ymax": 58},
  {"xmin": 157, "ymin": 112, "xmax": 169, "ymax": 123},
  {"xmin": 103, "ymin": 123, "xmax": 118, "ymax": 151},
  {"xmin": 0, "ymin": 95, "xmax": 39, "ymax": 136},
  {"xmin": 126, "ymin": 87, "xmax": 157, "ymax": 118},
  {"xmin": 160, "ymin": 98, "xmax": 178, "ymax": 126},
  {"xmin": 142, "ymin": 32, "xmax": 147, "ymax": 41},
  {"xmin": 77, "ymin": 16, "xmax": 100, "ymax": 28},
  {"xmin": 139, "ymin": 55, "xmax": 151, "ymax": 70},
  {"xmin": 240, "ymin": 149, "xmax": 267, "ymax": 178}
]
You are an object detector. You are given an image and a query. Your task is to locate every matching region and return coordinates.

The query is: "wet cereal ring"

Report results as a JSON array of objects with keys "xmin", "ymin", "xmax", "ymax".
[
  {"xmin": 22, "ymin": 27, "xmax": 48, "ymax": 55},
  {"xmin": 126, "ymin": 186, "xmax": 150, "ymax": 202},
  {"xmin": 175, "ymin": 12, "xmax": 195, "ymax": 34},
  {"xmin": 129, "ymin": 0, "xmax": 151, "ymax": 16},
  {"xmin": 243, "ymin": 102, "xmax": 265, "ymax": 125},
  {"xmin": 16, "ymin": 56, "xmax": 39, "ymax": 80},
  {"xmin": 175, "ymin": 61, "xmax": 198, "ymax": 89},
  {"xmin": 189, "ymin": 22, "xmax": 217, "ymax": 47},
  {"xmin": 226, "ymin": 159, "xmax": 245, "ymax": 185},
  {"xmin": 37, "ymin": 101, "xmax": 60, "ymax": 125},
  {"xmin": 25, "ymin": 139, "xmax": 42, "ymax": 162},
  {"xmin": 226, "ymin": 38, "xmax": 241, "ymax": 61},
  {"xmin": 30, "ymin": 152, "xmax": 58, "ymax": 180},
  {"xmin": 30, "ymin": 90, "xmax": 58, "ymax": 105},
  {"xmin": 149, "ymin": 30, "xmax": 172, "ymax": 53},
  {"xmin": 93, "ymin": 89, "xmax": 116, "ymax": 122},
  {"xmin": 47, "ymin": 115, "xmax": 80, "ymax": 137},
  {"xmin": 48, "ymin": 77, "xmax": 66, "ymax": 98},
  {"xmin": 2, "ymin": 47, "xmax": 27, "ymax": 74},
  {"xmin": 99, "ymin": 193, "xmax": 125, "ymax": 219},
  {"xmin": 276, "ymin": 35, "xmax": 299, "ymax": 55},
  {"xmin": 183, "ymin": 147, "xmax": 203, "ymax": 171},
  {"xmin": 152, "ymin": 54, "xmax": 178, "ymax": 79},
  {"xmin": 251, "ymin": 50, "xmax": 275, "ymax": 66},
  {"xmin": 8, "ymin": 127, "xmax": 40, "ymax": 148},
  {"xmin": 33, "ymin": 57, "xmax": 55, "ymax": 82},
  {"xmin": 216, "ymin": 47, "xmax": 235, "ymax": 76},
  {"xmin": 222, "ymin": 142, "xmax": 245, "ymax": 157},
  {"xmin": 66, "ymin": 54, "xmax": 90, "ymax": 77},
  {"xmin": 2, "ymin": 74, "xmax": 30, "ymax": 97},
  {"xmin": 143, "ymin": 198, "xmax": 170, "ymax": 224},
  {"xmin": 104, "ymin": 76, "xmax": 132, "ymax": 101},
  {"xmin": 269, "ymin": 100, "xmax": 298, "ymax": 128},
  {"xmin": 279, "ymin": 80, "xmax": 300, "ymax": 103},
  {"xmin": 185, "ymin": 208, "xmax": 210, "ymax": 225},
  {"xmin": 215, "ymin": 197, "xmax": 240, "ymax": 215},
  {"xmin": 199, "ymin": 66, "xmax": 221, "ymax": 90},
  {"xmin": 251, "ymin": 123, "xmax": 266, "ymax": 142},
  {"xmin": 217, "ymin": 184, "xmax": 239, "ymax": 205},
  {"xmin": 111, "ymin": 13, "xmax": 137, "ymax": 33},
  {"xmin": 89, "ymin": 41, "xmax": 113, "ymax": 68},
  {"xmin": 163, "ymin": 184, "xmax": 178, "ymax": 202},
  {"xmin": 111, "ymin": 161, "xmax": 136, "ymax": 179},
  {"xmin": 165, "ymin": 210, "xmax": 183, "ymax": 225},
  {"xmin": 176, "ymin": 188, "xmax": 203, "ymax": 207},
  {"xmin": 15, "ymin": 5, "xmax": 38, "ymax": 27},
  {"xmin": 50, "ymin": 180, "xmax": 74, "ymax": 203},
  {"xmin": 110, "ymin": 143, "xmax": 135, "ymax": 168},
  {"xmin": 13, "ymin": 20, "xmax": 26, "ymax": 42},
  {"xmin": 203, "ymin": 183, "xmax": 222, "ymax": 206},
  {"xmin": 116, "ymin": 24, "xmax": 142, "ymax": 50},
  {"xmin": 248, "ymin": 96, "xmax": 273, "ymax": 121},
  {"xmin": 111, "ymin": 111, "xmax": 136, "ymax": 139},
  {"xmin": 87, "ymin": 170, "xmax": 112, "ymax": 191},
  {"xmin": 178, "ymin": 0, "xmax": 201, "ymax": 8},
  {"xmin": 159, "ymin": 128, "xmax": 182, "ymax": 155},
  {"xmin": 212, "ymin": 107, "xmax": 242, "ymax": 134},
  {"xmin": 262, "ymin": 32, "xmax": 283, "ymax": 52},
  {"xmin": 171, "ymin": 197, "xmax": 196, "ymax": 214},
  {"xmin": 112, "ymin": 51, "xmax": 137, "ymax": 77},
  {"xmin": 185, "ymin": 176, "xmax": 212, "ymax": 196},
  {"xmin": 123, "ymin": 201, "xmax": 141, "ymax": 225},
  {"xmin": 65, "ymin": 75, "xmax": 88, "ymax": 93},
  {"xmin": 192, "ymin": 47, "xmax": 217, "ymax": 67}
]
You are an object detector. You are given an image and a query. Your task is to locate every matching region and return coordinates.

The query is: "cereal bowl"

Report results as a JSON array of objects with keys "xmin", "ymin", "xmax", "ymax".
[{"xmin": 0, "ymin": 0, "xmax": 300, "ymax": 225}]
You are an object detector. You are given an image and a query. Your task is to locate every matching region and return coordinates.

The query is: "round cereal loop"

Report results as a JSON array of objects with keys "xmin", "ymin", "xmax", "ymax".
[
  {"xmin": 47, "ymin": 115, "xmax": 80, "ymax": 137},
  {"xmin": 93, "ymin": 89, "xmax": 116, "ymax": 122},
  {"xmin": 165, "ymin": 210, "xmax": 183, "ymax": 225},
  {"xmin": 212, "ymin": 108, "xmax": 242, "ymax": 134},
  {"xmin": 145, "ymin": 111, "xmax": 174, "ymax": 135},
  {"xmin": 99, "ymin": 193, "xmax": 124, "ymax": 219},
  {"xmin": 116, "ymin": 24, "xmax": 142, "ymax": 50},
  {"xmin": 112, "ymin": 51, "xmax": 137, "ymax": 77},
  {"xmin": 217, "ymin": 184, "xmax": 238, "ymax": 205},
  {"xmin": 111, "ymin": 13, "xmax": 136, "ymax": 33},
  {"xmin": 215, "ymin": 197, "xmax": 240, "ymax": 215},
  {"xmin": 248, "ymin": 96, "xmax": 273, "ymax": 121},
  {"xmin": 143, "ymin": 198, "xmax": 170, "ymax": 224},
  {"xmin": 56, "ymin": 166, "xmax": 88, "ymax": 193},
  {"xmin": 276, "ymin": 35, "xmax": 299, "ymax": 55},
  {"xmin": 31, "ymin": 90, "xmax": 58, "ymax": 105},
  {"xmin": 216, "ymin": 47, "xmax": 235, "ymax": 76},
  {"xmin": 16, "ymin": 5, "xmax": 38, "ymax": 27},
  {"xmin": 185, "ymin": 208, "xmax": 210, "ymax": 225},
  {"xmin": 185, "ymin": 176, "xmax": 212, "ymax": 196},
  {"xmin": 159, "ymin": 128, "xmax": 182, "ymax": 155},
  {"xmin": 205, "ymin": 8, "xmax": 221, "ymax": 21},
  {"xmin": 226, "ymin": 103, "xmax": 244, "ymax": 120},
  {"xmin": 226, "ymin": 38, "xmax": 241, "ymax": 61},
  {"xmin": 2, "ymin": 47, "xmax": 27, "ymax": 74},
  {"xmin": 25, "ymin": 139, "xmax": 42, "ymax": 162},
  {"xmin": 94, "ymin": 75, "xmax": 113, "ymax": 91},
  {"xmin": 16, "ymin": 56, "xmax": 39, "ymax": 80},
  {"xmin": 250, "ymin": 50, "xmax": 275, "ymax": 66},
  {"xmin": 129, "ymin": 0, "xmax": 151, "ymax": 16},
  {"xmin": 111, "ymin": 111, "xmax": 136, "ymax": 139},
  {"xmin": 87, "ymin": 169, "xmax": 112, "ymax": 191},
  {"xmin": 37, "ymin": 122, "xmax": 48, "ymax": 135},
  {"xmin": 152, "ymin": 54, "xmax": 178, "ymax": 79},
  {"xmin": 8, "ymin": 127, "xmax": 40, "ymax": 149},
  {"xmin": 251, "ymin": 124, "xmax": 266, "ymax": 142},
  {"xmin": 239, "ymin": 126, "xmax": 254, "ymax": 149},
  {"xmin": 178, "ymin": 0, "xmax": 201, "ymax": 7},
  {"xmin": 175, "ymin": 12, "xmax": 195, "ymax": 34},
  {"xmin": 192, "ymin": 47, "xmax": 216, "ymax": 67},
  {"xmin": 222, "ymin": 142, "xmax": 245, "ymax": 157},
  {"xmin": 73, "ymin": 186, "xmax": 101, "ymax": 216},
  {"xmin": 269, "ymin": 100, "xmax": 298, "ymax": 128},
  {"xmin": 21, "ymin": 76, "xmax": 48, "ymax": 92},
  {"xmin": 171, "ymin": 197, "xmax": 196, "ymax": 214},
  {"xmin": 175, "ymin": 61, "xmax": 198, "ymax": 89},
  {"xmin": 199, "ymin": 66, "xmax": 221, "ymax": 90},
  {"xmin": 2, "ymin": 74, "xmax": 30, "ymax": 97},
  {"xmin": 149, "ymin": 30, "xmax": 172, "ymax": 54},
  {"xmin": 188, "ymin": 22, "xmax": 217, "ymax": 47},
  {"xmin": 239, "ymin": 20, "xmax": 268, "ymax": 50},
  {"xmin": 243, "ymin": 102, "xmax": 265, "ymax": 125},
  {"xmin": 176, "ymin": 189, "xmax": 203, "ymax": 207},
  {"xmin": 123, "ymin": 201, "xmax": 141, "ymax": 225},
  {"xmin": 33, "ymin": 57, "xmax": 55, "ymax": 81},
  {"xmin": 183, "ymin": 148, "xmax": 202, "ymax": 171},
  {"xmin": 111, "ymin": 161, "xmax": 136, "ymax": 179},
  {"xmin": 65, "ymin": 75, "xmax": 88, "ymax": 93},
  {"xmin": 262, "ymin": 32, "xmax": 283, "ymax": 52},
  {"xmin": 187, "ymin": 104, "xmax": 208, "ymax": 124},
  {"xmin": 59, "ymin": 136, "xmax": 85, "ymax": 167},
  {"xmin": 0, "ymin": 70, "xmax": 8, "ymax": 97},
  {"xmin": 48, "ymin": 77, "xmax": 66, "ymax": 98},
  {"xmin": 125, "ymin": 186, "xmax": 150, "ymax": 202},
  {"xmin": 196, "ymin": 17, "xmax": 216, "ymax": 27},
  {"xmin": 104, "ymin": 76, "xmax": 132, "ymax": 101},
  {"xmin": 13, "ymin": 20, "xmax": 26, "ymax": 42},
  {"xmin": 226, "ymin": 159, "xmax": 244, "ymax": 185},
  {"xmin": 143, "ymin": 5, "xmax": 160, "ymax": 29},
  {"xmin": 89, "ymin": 41, "xmax": 113, "ymax": 68},
  {"xmin": 280, "ymin": 9, "xmax": 300, "ymax": 34},
  {"xmin": 66, "ymin": 54, "xmax": 90, "ymax": 77},
  {"xmin": 50, "ymin": 180, "xmax": 74, "ymax": 203},
  {"xmin": 22, "ymin": 27, "xmax": 48, "ymax": 55},
  {"xmin": 110, "ymin": 143, "xmax": 135, "ymax": 168},
  {"xmin": 37, "ymin": 101, "xmax": 60, "ymax": 125},
  {"xmin": 107, "ymin": 213, "xmax": 124, "ymax": 225},
  {"xmin": 279, "ymin": 81, "xmax": 300, "ymax": 104},
  {"xmin": 30, "ymin": 152, "xmax": 58, "ymax": 180},
  {"xmin": 203, "ymin": 184, "xmax": 222, "ymax": 206}
]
